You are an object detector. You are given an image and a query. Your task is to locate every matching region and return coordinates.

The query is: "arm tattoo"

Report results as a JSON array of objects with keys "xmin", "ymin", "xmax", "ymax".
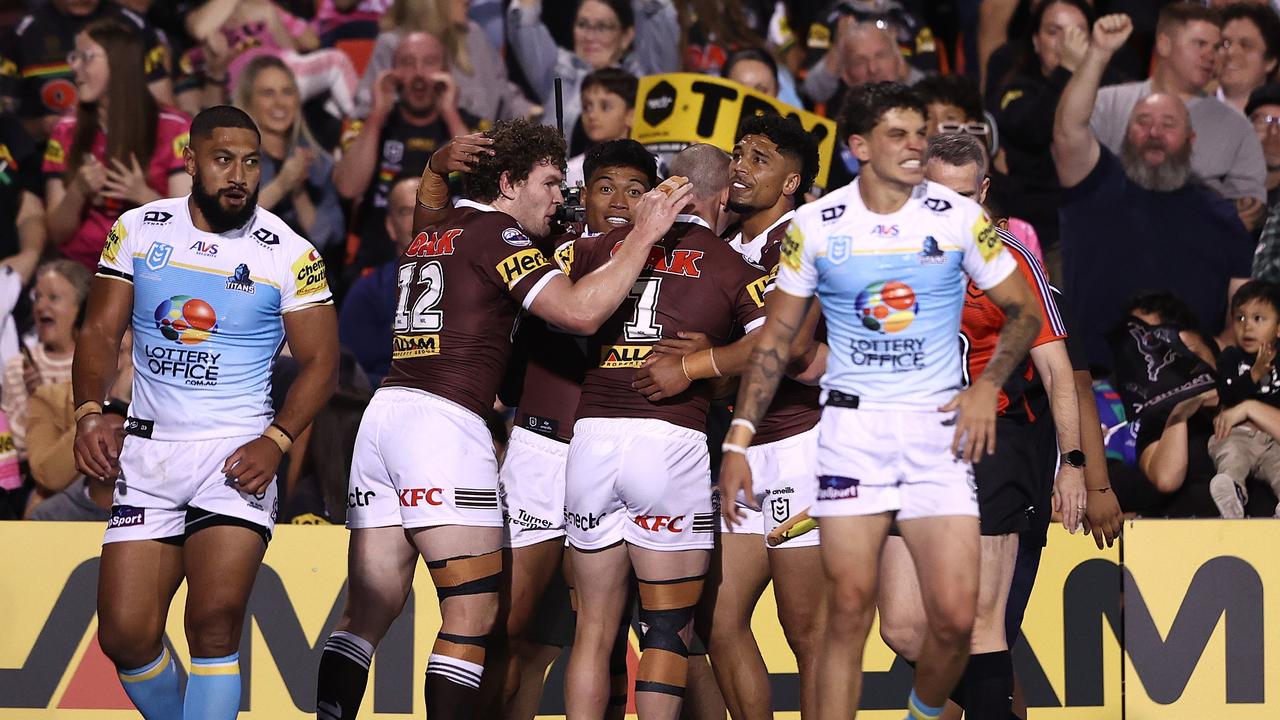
[
  {"xmin": 735, "ymin": 314, "xmax": 802, "ymax": 426},
  {"xmin": 980, "ymin": 300, "xmax": 1041, "ymax": 389}
]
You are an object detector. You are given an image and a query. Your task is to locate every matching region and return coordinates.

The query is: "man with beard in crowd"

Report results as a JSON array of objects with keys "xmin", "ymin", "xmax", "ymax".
[
  {"xmin": 73, "ymin": 105, "xmax": 338, "ymax": 720},
  {"xmin": 1054, "ymin": 13, "xmax": 1254, "ymax": 373}
]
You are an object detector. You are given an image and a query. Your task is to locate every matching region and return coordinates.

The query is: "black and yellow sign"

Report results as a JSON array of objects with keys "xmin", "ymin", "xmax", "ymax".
[{"xmin": 631, "ymin": 73, "xmax": 838, "ymax": 189}]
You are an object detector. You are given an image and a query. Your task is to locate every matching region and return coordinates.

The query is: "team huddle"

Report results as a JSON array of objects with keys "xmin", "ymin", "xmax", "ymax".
[{"xmin": 72, "ymin": 80, "xmax": 1106, "ymax": 720}]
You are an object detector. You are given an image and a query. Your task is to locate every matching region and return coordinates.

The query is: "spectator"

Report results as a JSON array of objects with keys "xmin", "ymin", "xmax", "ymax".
[
  {"xmin": 334, "ymin": 31, "xmax": 476, "ymax": 274},
  {"xmin": 506, "ymin": 0, "xmax": 679, "ymax": 142},
  {"xmin": 1246, "ymin": 83, "xmax": 1280, "ymax": 208},
  {"xmin": 1218, "ymin": 2, "xmax": 1280, "ymax": 115},
  {"xmin": 720, "ymin": 46, "xmax": 805, "ymax": 108},
  {"xmin": 235, "ymin": 55, "xmax": 344, "ymax": 252},
  {"xmin": 1209, "ymin": 280, "xmax": 1280, "ymax": 517},
  {"xmin": 1053, "ymin": 13, "xmax": 1255, "ymax": 373},
  {"xmin": 677, "ymin": 0, "xmax": 767, "ymax": 74},
  {"xmin": 1088, "ymin": 2, "xmax": 1268, "ymax": 227},
  {"xmin": 355, "ymin": 0, "xmax": 535, "ymax": 123},
  {"xmin": 915, "ymin": 73, "xmax": 989, "ymax": 147},
  {"xmin": 565, "ymin": 67, "xmax": 636, "ymax": 186},
  {"xmin": 338, "ymin": 175, "xmax": 416, "ymax": 386},
  {"xmin": 312, "ymin": 0, "xmax": 390, "ymax": 43},
  {"xmin": 0, "ymin": 0, "xmax": 174, "ymax": 141},
  {"xmin": 803, "ymin": 0, "xmax": 940, "ymax": 76},
  {"xmin": 1, "ymin": 260, "xmax": 89, "ymax": 459},
  {"xmin": 0, "ymin": 110, "xmax": 47, "ymax": 284},
  {"xmin": 182, "ymin": 0, "xmax": 360, "ymax": 118},
  {"xmin": 986, "ymin": 0, "xmax": 1099, "ymax": 275},
  {"xmin": 42, "ymin": 17, "xmax": 191, "ymax": 272},
  {"xmin": 801, "ymin": 20, "xmax": 922, "ymax": 113}
]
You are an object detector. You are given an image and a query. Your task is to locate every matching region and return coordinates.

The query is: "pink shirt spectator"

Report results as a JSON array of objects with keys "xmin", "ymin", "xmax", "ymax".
[
  {"xmin": 1004, "ymin": 217, "xmax": 1044, "ymax": 268},
  {"xmin": 312, "ymin": 0, "xmax": 391, "ymax": 37},
  {"xmin": 220, "ymin": 7, "xmax": 312, "ymax": 90},
  {"xmin": 42, "ymin": 108, "xmax": 191, "ymax": 270}
]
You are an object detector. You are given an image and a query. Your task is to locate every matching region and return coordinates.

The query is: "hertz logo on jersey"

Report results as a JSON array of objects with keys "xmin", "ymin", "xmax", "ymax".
[
  {"xmin": 601, "ymin": 345, "xmax": 652, "ymax": 368},
  {"xmin": 392, "ymin": 334, "xmax": 440, "ymax": 359},
  {"xmin": 497, "ymin": 248, "xmax": 549, "ymax": 289},
  {"xmin": 292, "ymin": 249, "xmax": 329, "ymax": 296}
]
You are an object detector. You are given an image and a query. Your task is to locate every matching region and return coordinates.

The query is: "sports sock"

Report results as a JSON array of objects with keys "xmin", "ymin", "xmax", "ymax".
[
  {"xmin": 117, "ymin": 647, "xmax": 183, "ymax": 720},
  {"xmin": 424, "ymin": 632, "xmax": 486, "ymax": 719},
  {"xmin": 959, "ymin": 651, "xmax": 1014, "ymax": 720},
  {"xmin": 184, "ymin": 653, "xmax": 241, "ymax": 720},
  {"xmin": 905, "ymin": 687, "xmax": 944, "ymax": 720},
  {"xmin": 316, "ymin": 630, "xmax": 375, "ymax": 719}
]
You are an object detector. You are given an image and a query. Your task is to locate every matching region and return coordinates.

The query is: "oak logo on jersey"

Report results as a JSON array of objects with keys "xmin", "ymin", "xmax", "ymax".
[
  {"xmin": 292, "ymin": 248, "xmax": 329, "ymax": 297},
  {"xmin": 142, "ymin": 210, "xmax": 172, "ymax": 225},
  {"xmin": 611, "ymin": 242, "xmax": 705, "ymax": 278},
  {"xmin": 392, "ymin": 333, "xmax": 440, "ymax": 359},
  {"xmin": 781, "ymin": 223, "xmax": 804, "ymax": 270},
  {"xmin": 746, "ymin": 276, "xmax": 769, "ymax": 308},
  {"xmin": 225, "ymin": 263, "xmax": 255, "ymax": 294},
  {"xmin": 497, "ymin": 248, "xmax": 549, "ymax": 289},
  {"xmin": 406, "ymin": 228, "xmax": 461, "ymax": 257},
  {"xmin": 600, "ymin": 344, "xmax": 652, "ymax": 368},
  {"xmin": 973, "ymin": 214, "xmax": 1003, "ymax": 262},
  {"xmin": 101, "ymin": 220, "xmax": 126, "ymax": 264}
]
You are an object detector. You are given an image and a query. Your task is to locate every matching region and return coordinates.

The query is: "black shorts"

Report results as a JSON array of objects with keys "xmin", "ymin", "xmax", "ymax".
[{"xmin": 974, "ymin": 418, "xmax": 1037, "ymax": 536}]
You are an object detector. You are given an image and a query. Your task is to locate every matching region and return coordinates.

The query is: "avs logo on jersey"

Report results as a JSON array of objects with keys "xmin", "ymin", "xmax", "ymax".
[
  {"xmin": 918, "ymin": 236, "xmax": 946, "ymax": 265},
  {"xmin": 502, "ymin": 227, "xmax": 532, "ymax": 247},
  {"xmin": 188, "ymin": 240, "xmax": 218, "ymax": 256},
  {"xmin": 821, "ymin": 205, "xmax": 846, "ymax": 224},
  {"xmin": 142, "ymin": 210, "xmax": 173, "ymax": 225},
  {"xmin": 253, "ymin": 227, "xmax": 279, "ymax": 246},
  {"xmin": 145, "ymin": 242, "xmax": 173, "ymax": 270},
  {"xmin": 872, "ymin": 224, "xmax": 899, "ymax": 237},
  {"xmin": 226, "ymin": 263, "xmax": 256, "ymax": 294},
  {"xmin": 923, "ymin": 198, "xmax": 952, "ymax": 213}
]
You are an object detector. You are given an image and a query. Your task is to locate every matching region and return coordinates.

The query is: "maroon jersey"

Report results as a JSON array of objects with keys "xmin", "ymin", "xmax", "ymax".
[
  {"xmin": 382, "ymin": 199, "xmax": 561, "ymax": 418},
  {"xmin": 512, "ymin": 233, "xmax": 586, "ymax": 442},
  {"xmin": 729, "ymin": 214, "xmax": 822, "ymax": 445},
  {"xmin": 570, "ymin": 217, "xmax": 769, "ymax": 431}
]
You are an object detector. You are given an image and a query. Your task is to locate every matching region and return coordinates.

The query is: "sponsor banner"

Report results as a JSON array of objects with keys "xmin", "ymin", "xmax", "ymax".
[
  {"xmin": 631, "ymin": 73, "xmax": 837, "ymax": 189},
  {"xmin": 2, "ymin": 522, "xmax": 1276, "ymax": 717}
]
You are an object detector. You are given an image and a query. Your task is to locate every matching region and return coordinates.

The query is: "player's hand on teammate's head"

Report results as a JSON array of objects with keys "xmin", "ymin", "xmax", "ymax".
[
  {"xmin": 429, "ymin": 133, "xmax": 495, "ymax": 176},
  {"xmin": 222, "ymin": 436, "xmax": 283, "ymax": 496},
  {"xmin": 939, "ymin": 379, "xmax": 999, "ymax": 463},
  {"xmin": 630, "ymin": 176, "xmax": 693, "ymax": 243}
]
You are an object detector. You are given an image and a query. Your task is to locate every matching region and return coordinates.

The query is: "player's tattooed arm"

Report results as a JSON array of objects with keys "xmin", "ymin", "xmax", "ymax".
[{"xmin": 732, "ymin": 292, "xmax": 813, "ymax": 433}]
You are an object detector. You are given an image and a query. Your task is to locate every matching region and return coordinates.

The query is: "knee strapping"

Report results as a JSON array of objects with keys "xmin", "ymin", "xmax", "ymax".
[
  {"xmin": 427, "ymin": 633, "xmax": 487, "ymax": 690},
  {"xmin": 426, "ymin": 551, "xmax": 501, "ymax": 600},
  {"xmin": 635, "ymin": 575, "xmax": 704, "ymax": 697}
]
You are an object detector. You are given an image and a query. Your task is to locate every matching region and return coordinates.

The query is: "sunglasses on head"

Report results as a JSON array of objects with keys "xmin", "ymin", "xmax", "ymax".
[{"xmin": 937, "ymin": 121, "xmax": 991, "ymax": 137}]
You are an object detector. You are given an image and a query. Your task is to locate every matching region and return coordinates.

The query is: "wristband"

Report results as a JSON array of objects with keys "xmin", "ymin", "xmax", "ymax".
[
  {"xmin": 74, "ymin": 401, "xmax": 103, "ymax": 423},
  {"xmin": 681, "ymin": 355, "xmax": 693, "ymax": 381},
  {"xmin": 720, "ymin": 442, "xmax": 749, "ymax": 456},
  {"xmin": 1088, "ymin": 486, "xmax": 1112, "ymax": 493},
  {"xmin": 708, "ymin": 347, "xmax": 722, "ymax": 377},
  {"xmin": 262, "ymin": 424, "xmax": 294, "ymax": 454},
  {"xmin": 102, "ymin": 397, "xmax": 129, "ymax": 418},
  {"xmin": 730, "ymin": 418, "xmax": 756, "ymax": 434}
]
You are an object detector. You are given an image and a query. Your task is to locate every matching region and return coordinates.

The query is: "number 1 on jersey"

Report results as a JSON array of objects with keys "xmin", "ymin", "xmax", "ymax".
[
  {"xmin": 394, "ymin": 261, "xmax": 445, "ymax": 332},
  {"xmin": 624, "ymin": 277, "xmax": 663, "ymax": 341}
]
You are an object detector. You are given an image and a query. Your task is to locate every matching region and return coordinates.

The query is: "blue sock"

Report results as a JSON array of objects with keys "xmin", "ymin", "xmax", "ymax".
[
  {"xmin": 905, "ymin": 688, "xmax": 945, "ymax": 720},
  {"xmin": 118, "ymin": 647, "xmax": 183, "ymax": 720},
  {"xmin": 184, "ymin": 653, "xmax": 241, "ymax": 720}
]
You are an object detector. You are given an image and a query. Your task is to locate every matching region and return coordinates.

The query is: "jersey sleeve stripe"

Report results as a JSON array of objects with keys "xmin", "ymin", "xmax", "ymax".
[
  {"xmin": 743, "ymin": 317, "xmax": 766, "ymax": 333},
  {"xmin": 521, "ymin": 268, "xmax": 563, "ymax": 311},
  {"xmin": 96, "ymin": 266, "xmax": 133, "ymax": 284},
  {"xmin": 998, "ymin": 229, "xmax": 1066, "ymax": 336}
]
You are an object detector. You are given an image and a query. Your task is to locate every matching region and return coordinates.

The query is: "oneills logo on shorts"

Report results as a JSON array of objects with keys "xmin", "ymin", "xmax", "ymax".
[
  {"xmin": 600, "ymin": 345, "xmax": 651, "ymax": 368},
  {"xmin": 497, "ymin": 248, "xmax": 548, "ymax": 289},
  {"xmin": 392, "ymin": 334, "xmax": 440, "ymax": 359}
]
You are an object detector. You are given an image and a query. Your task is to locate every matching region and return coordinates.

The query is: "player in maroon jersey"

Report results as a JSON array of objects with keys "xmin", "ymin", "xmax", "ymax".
[
  {"xmin": 560, "ymin": 144, "xmax": 771, "ymax": 717},
  {"xmin": 631, "ymin": 115, "xmax": 828, "ymax": 719},
  {"xmin": 314, "ymin": 120, "xmax": 693, "ymax": 720}
]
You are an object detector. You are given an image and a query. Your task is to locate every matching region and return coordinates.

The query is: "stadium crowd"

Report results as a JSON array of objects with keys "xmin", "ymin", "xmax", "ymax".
[{"xmin": 2, "ymin": 0, "xmax": 1280, "ymax": 718}]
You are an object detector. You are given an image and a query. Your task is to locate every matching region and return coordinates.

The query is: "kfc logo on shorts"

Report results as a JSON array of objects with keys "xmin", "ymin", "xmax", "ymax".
[
  {"xmin": 400, "ymin": 488, "xmax": 444, "ymax": 507},
  {"xmin": 817, "ymin": 475, "xmax": 860, "ymax": 501},
  {"xmin": 108, "ymin": 505, "xmax": 146, "ymax": 528},
  {"xmin": 634, "ymin": 515, "xmax": 685, "ymax": 533}
]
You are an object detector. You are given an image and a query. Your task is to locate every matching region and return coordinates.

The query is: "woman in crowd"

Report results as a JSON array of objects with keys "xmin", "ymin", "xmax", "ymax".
[
  {"xmin": 44, "ymin": 17, "xmax": 192, "ymax": 272},
  {"xmin": 718, "ymin": 46, "xmax": 805, "ymax": 109},
  {"xmin": 1, "ymin": 261, "xmax": 90, "ymax": 462},
  {"xmin": 507, "ymin": 0, "xmax": 678, "ymax": 144},
  {"xmin": 1217, "ymin": 3, "xmax": 1280, "ymax": 115},
  {"xmin": 356, "ymin": 0, "xmax": 536, "ymax": 122},
  {"xmin": 236, "ymin": 55, "xmax": 345, "ymax": 252}
]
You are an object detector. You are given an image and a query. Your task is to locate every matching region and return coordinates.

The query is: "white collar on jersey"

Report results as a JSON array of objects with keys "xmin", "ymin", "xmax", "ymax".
[
  {"xmin": 728, "ymin": 210, "xmax": 796, "ymax": 265},
  {"xmin": 675, "ymin": 213, "xmax": 713, "ymax": 230},
  {"xmin": 455, "ymin": 198, "xmax": 497, "ymax": 213}
]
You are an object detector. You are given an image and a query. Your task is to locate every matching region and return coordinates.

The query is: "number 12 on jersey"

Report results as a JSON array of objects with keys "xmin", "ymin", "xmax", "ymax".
[{"xmin": 395, "ymin": 261, "xmax": 445, "ymax": 332}]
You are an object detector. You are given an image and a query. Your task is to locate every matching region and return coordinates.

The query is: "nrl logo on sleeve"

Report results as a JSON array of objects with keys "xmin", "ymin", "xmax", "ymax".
[
  {"xmin": 502, "ymin": 227, "xmax": 532, "ymax": 247},
  {"xmin": 252, "ymin": 227, "xmax": 279, "ymax": 246},
  {"xmin": 142, "ymin": 210, "xmax": 173, "ymax": 225}
]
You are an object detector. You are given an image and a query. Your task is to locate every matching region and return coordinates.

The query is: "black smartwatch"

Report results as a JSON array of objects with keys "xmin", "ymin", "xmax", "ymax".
[
  {"xmin": 102, "ymin": 397, "xmax": 129, "ymax": 418},
  {"xmin": 1061, "ymin": 449, "xmax": 1086, "ymax": 468}
]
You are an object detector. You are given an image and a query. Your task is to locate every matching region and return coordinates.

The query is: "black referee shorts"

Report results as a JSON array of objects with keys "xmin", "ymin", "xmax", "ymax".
[{"xmin": 974, "ymin": 417, "xmax": 1037, "ymax": 536}]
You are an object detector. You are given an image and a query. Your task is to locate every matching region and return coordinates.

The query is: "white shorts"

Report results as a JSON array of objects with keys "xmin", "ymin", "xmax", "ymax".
[
  {"xmin": 813, "ymin": 406, "xmax": 978, "ymax": 521},
  {"xmin": 499, "ymin": 426, "xmax": 568, "ymax": 548},
  {"xmin": 720, "ymin": 425, "xmax": 821, "ymax": 548},
  {"xmin": 346, "ymin": 387, "xmax": 502, "ymax": 530},
  {"xmin": 105, "ymin": 433, "xmax": 277, "ymax": 544},
  {"xmin": 564, "ymin": 417, "xmax": 715, "ymax": 552}
]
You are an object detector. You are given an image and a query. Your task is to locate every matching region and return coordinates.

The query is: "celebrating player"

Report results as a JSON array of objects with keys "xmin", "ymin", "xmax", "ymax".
[
  {"xmin": 314, "ymin": 119, "xmax": 693, "ymax": 720},
  {"xmin": 720, "ymin": 82, "xmax": 1041, "ymax": 720},
  {"xmin": 74, "ymin": 106, "xmax": 339, "ymax": 720}
]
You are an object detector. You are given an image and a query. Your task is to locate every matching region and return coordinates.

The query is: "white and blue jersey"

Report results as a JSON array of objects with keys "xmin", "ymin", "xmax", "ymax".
[
  {"xmin": 775, "ymin": 179, "xmax": 1016, "ymax": 410},
  {"xmin": 97, "ymin": 196, "xmax": 333, "ymax": 441}
]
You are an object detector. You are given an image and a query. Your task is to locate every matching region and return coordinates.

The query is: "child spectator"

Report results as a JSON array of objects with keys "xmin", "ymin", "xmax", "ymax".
[
  {"xmin": 1210, "ymin": 280, "xmax": 1280, "ymax": 517},
  {"xmin": 565, "ymin": 67, "xmax": 636, "ymax": 186},
  {"xmin": 43, "ymin": 17, "xmax": 191, "ymax": 271}
]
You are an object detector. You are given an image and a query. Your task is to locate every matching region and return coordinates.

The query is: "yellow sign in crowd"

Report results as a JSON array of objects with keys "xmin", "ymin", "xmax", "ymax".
[{"xmin": 1, "ymin": 520, "xmax": 1276, "ymax": 718}]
